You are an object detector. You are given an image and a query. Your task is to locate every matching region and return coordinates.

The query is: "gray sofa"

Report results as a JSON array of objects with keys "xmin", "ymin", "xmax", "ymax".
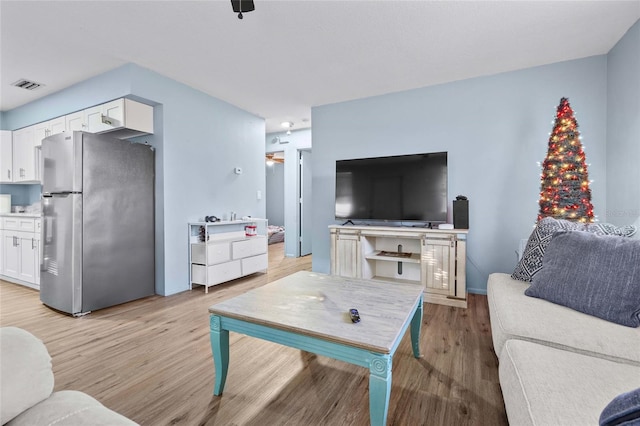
[
  {"xmin": 0, "ymin": 327, "xmax": 136, "ymax": 426},
  {"xmin": 488, "ymin": 273, "xmax": 640, "ymax": 425}
]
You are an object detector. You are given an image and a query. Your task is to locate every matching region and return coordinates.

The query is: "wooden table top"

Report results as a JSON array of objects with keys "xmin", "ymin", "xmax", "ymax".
[{"xmin": 208, "ymin": 271, "xmax": 423, "ymax": 354}]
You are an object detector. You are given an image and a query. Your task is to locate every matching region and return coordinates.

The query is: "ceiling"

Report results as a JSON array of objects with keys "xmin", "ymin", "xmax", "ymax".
[{"xmin": 1, "ymin": 1, "xmax": 638, "ymax": 133}]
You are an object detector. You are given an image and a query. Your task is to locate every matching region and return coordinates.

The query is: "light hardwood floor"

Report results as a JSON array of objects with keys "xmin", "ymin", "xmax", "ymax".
[{"xmin": 0, "ymin": 243, "xmax": 507, "ymax": 426}]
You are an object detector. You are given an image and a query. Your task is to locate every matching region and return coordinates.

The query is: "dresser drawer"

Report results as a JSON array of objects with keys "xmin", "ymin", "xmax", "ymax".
[
  {"xmin": 241, "ymin": 254, "xmax": 268, "ymax": 275},
  {"xmin": 191, "ymin": 241, "xmax": 230, "ymax": 265},
  {"xmin": 192, "ymin": 260, "xmax": 241, "ymax": 286},
  {"xmin": 232, "ymin": 236, "xmax": 267, "ymax": 259}
]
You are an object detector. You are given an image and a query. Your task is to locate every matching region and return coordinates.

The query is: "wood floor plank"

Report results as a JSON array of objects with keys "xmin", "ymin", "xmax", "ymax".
[{"xmin": 0, "ymin": 243, "xmax": 507, "ymax": 425}]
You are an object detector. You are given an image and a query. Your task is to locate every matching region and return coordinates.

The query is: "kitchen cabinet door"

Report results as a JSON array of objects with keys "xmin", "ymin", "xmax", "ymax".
[
  {"xmin": 12, "ymin": 126, "xmax": 37, "ymax": 182},
  {"xmin": 65, "ymin": 111, "xmax": 86, "ymax": 132},
  {"xmin": 33, "ymin": 117, "xmax": 66, "ymax": 146},
  {"xmin": 0, "ymin": 230, "xmax": 3, "ymax": 275},
  {"xmin": 0, "ymin": 131, "xmax": 12, "ymax": 183},
  {"xmin": 86, "ymin": 99, "xmax": 124, "ymax": 133},
  {"xmin": 17, "ymin": 231, "xmax": 38, "ymax": 283},
  {"xmin": 2, "ymin": 231, "xmax": 20, "ymax": 279}
]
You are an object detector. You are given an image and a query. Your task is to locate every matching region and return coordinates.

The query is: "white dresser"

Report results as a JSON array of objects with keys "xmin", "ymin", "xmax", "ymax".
[{"xmin": 188, "ymin": 220, "xmax": 268, "ymax": 293}]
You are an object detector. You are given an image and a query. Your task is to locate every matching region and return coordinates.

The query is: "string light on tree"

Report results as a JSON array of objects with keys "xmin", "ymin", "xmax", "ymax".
[{"xmin": 538, "ymin": 97, "xmax": 594, "ymax": 223}]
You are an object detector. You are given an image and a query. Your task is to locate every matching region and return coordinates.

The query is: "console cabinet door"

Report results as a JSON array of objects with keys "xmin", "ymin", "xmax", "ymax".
[
  {"xmin": 422, "ymin": 236, "xmax": 456, "ymax": 296},
  {"xmin": 330, "ymin": 231, "xmax": 361, "ymax": 278}
]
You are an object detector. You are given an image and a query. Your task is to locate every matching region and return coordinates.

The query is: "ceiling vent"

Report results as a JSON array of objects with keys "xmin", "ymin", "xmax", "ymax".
[{"xmin": 11, "ymin": 79, "xmax": 44, "ymax": 90}]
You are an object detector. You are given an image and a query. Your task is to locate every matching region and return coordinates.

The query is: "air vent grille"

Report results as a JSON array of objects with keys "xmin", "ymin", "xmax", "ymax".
[{"xmin": 11, "ymin": 79, "xmax": 44, "ymax": 90}]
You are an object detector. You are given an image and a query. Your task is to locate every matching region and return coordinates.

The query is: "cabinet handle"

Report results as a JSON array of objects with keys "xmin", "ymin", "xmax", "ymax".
[
  {"xmin": 7, "ymin": 169, "xmax": 9, "ymax": 179},
  {"xmin": 32, "ymin": 238, "xmax": 36, "ymax": 249},
  {"xmin": 20, "ymin": 168, "xmax": 25, "ymax": 177},
  {"xmin": 101, "ymin": 115, "xmax": 113, "ymax": 126}
]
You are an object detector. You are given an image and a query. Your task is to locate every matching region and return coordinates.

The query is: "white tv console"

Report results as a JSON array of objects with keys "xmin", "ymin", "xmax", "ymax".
[{"xmin": 329, "ymin": 224, "xmax": 468, "ymax": 308}]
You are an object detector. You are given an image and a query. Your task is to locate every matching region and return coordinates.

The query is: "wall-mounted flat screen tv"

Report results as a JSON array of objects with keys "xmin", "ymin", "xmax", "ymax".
[{"xmin": 335, "ymin": 152, "xmax": 447, "ymax": 223}]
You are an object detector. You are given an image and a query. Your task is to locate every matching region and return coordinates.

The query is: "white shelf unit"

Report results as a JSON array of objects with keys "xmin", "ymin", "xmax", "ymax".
[
  {"xmin": 188, "ymin": 219, "xmax": 268, "ymax": 293},
  {"xmin": 329, "ymin": 225, "xmax": 468, "ymax": 308}
]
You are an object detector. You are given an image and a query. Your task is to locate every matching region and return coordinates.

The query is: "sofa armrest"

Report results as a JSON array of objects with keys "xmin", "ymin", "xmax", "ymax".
[{"xmin": 0, "ymin": 327, "xmax": 55, "ymax": 424}]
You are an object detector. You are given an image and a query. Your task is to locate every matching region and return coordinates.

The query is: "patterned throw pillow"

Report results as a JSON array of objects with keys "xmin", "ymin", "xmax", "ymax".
[
  {"xmin": 511, "ymin": 217, "xmax": 638, "ymax": 282},
  {"xmin": 585, "ymin": 222, "xmax": 637, "ymax": 237}
]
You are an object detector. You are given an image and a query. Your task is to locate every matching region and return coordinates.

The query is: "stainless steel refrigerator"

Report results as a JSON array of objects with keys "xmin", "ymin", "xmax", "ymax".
[{"xmin": 40, "ymin": 131, "xmax": 155, "ymax": 315}]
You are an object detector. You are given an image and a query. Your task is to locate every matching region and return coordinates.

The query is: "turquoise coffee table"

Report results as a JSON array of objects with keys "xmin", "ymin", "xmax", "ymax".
[{"xmin": 208, "ymin": 271, "xmax": 423, "ymax": 426}]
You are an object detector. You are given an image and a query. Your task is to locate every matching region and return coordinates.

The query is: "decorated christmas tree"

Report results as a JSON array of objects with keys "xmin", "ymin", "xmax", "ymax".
[{"xmin": 538, "ymin": 97, "xmax": 594, "ymax": 223}]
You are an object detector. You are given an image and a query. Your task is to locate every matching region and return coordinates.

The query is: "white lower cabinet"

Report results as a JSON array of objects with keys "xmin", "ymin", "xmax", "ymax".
[
  {"xmin": 0, "ymin": 216, "xmax": 41, "ymax": 289},
  {"xmin": 188, "ymin": 220, "xmax": 268, "ymax": 293}
]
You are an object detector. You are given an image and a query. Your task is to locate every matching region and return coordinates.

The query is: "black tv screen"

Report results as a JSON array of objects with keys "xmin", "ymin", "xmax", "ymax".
[{"xmin": 335, "ymin": 152, "xmax": 447, "ymax": 223}]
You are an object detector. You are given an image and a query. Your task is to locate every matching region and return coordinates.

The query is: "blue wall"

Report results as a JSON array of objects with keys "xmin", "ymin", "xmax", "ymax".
[
  {"xmin": 311, "ymin": 56, "xmax": 610, "ymax": 294},
  {"xmin": 606, "ymin": 20, "xmax": 640, "ymax": 230},
  {"xmin": 2, "ymin": 64, "xmax": 266, "ymax": 295},
  {"xmin": 266, "ymin": 162, "xmax": 285, "ymax": 226}
]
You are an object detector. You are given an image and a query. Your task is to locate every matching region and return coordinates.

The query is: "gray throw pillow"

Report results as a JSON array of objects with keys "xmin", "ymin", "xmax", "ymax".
[
  {"xmin": 525, "ymin": 230, "xmax": 640, "ymax": 327},
  {"xmin": 599, "ymin": 387, "xmax": 640, "ymax": 426},
  {"xmin": 512, "ymin": 217, "xmax": 637, "ymax": 282}
]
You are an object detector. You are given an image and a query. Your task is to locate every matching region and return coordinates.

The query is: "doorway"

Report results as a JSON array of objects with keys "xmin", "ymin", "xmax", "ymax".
[{"xmin": 298, "ymin": 149, "xmax": 312, "ymax": 256}]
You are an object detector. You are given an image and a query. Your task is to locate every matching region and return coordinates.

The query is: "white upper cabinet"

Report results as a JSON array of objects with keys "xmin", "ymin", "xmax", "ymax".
[
  {"xmin": 86, "ymin": 99, "xmax": 124, "ymax": 133},
  {"xmin": 8, "ymin": 98, "xmax": 155, "ymax": 183},
  {"xmin": 32, "ymin": 116, "xmax": 66, "ymax": 147},
  {"xmin": 0, "ymin": 131, "xmax": 13, "ymax": 183},
  {"xmin": 65, "ymin": 111, "xmax": 87, "ymax": 132},
  {"xmin": 85, "ymin": 99, "xmax": 153, "ymax": 138},
  {"xmin": 12, "ymin": 126, "xmax": 38, "ymax": 183}
]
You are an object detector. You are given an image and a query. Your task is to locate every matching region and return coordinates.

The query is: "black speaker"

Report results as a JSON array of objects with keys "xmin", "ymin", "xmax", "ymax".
[{"xmin": 453, "ymin": 200, "xmax": 469, "ymax": 229}]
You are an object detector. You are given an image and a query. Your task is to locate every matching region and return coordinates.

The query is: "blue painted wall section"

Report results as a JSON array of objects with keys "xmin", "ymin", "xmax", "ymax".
[
  {"xmin": 606, "ymin": 20, "xmax": 640, "ymax": 229},
  {"xmin": 311, "ymin": 55, "xmax": 624, "ymax": 295},
  {"xmin": 3, "ymin": 64, "xmax": 266, "ymax": 296}
]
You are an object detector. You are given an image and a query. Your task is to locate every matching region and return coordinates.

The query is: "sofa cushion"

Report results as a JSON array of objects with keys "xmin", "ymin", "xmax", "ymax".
[
  {"xmin": 499, "ymin": 340, "xmax": 640, "ymax": 426},
  {"xmin": 525, "ymin": 231, "xmax": 640, "ymax": 327},
  {"xmin": 6, "ymin": 390, "xmax": 138, "ymax": 426},
  {"xmin": 0, "ymin": 327, "xmax": 54, "ymax": 425},
  {"xmin": 599, "ymin": 387, "xmax": 640, "ymax": 426},
  {"xmin": 511, "ymin": 217, "xmax": 636, "ymax": 282},
  {"xmin": 487, "ymin": 273, "xmax": 640, "ymax": 365}
]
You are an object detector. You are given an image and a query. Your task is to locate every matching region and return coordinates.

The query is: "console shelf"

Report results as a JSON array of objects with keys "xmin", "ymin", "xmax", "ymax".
[
  {"xmin": 365, "ymin": 251, "xmax": 421, "ymax": 263},
  {"xmin": 330, "ymin": 224, "xmax": 468, "ymax": 308}
]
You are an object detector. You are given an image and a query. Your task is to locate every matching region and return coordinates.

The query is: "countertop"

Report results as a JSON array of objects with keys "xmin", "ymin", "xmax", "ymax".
[{"xmin": 0, "ymin": 213, "xmax": 41, "ymax": 218}]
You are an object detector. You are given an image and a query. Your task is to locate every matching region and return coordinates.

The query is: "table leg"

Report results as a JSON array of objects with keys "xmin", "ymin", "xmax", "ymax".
[
  {"xmin": 210, "ymin": 315, "xmax": 229, "ymax": 396},
  {"xmin": 410, "ymin": 296, "xmax": 423, "ymax": 358},
  {"xmin": 369, "ymin": 355, "xmax": 392, "ymax": 426}
]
